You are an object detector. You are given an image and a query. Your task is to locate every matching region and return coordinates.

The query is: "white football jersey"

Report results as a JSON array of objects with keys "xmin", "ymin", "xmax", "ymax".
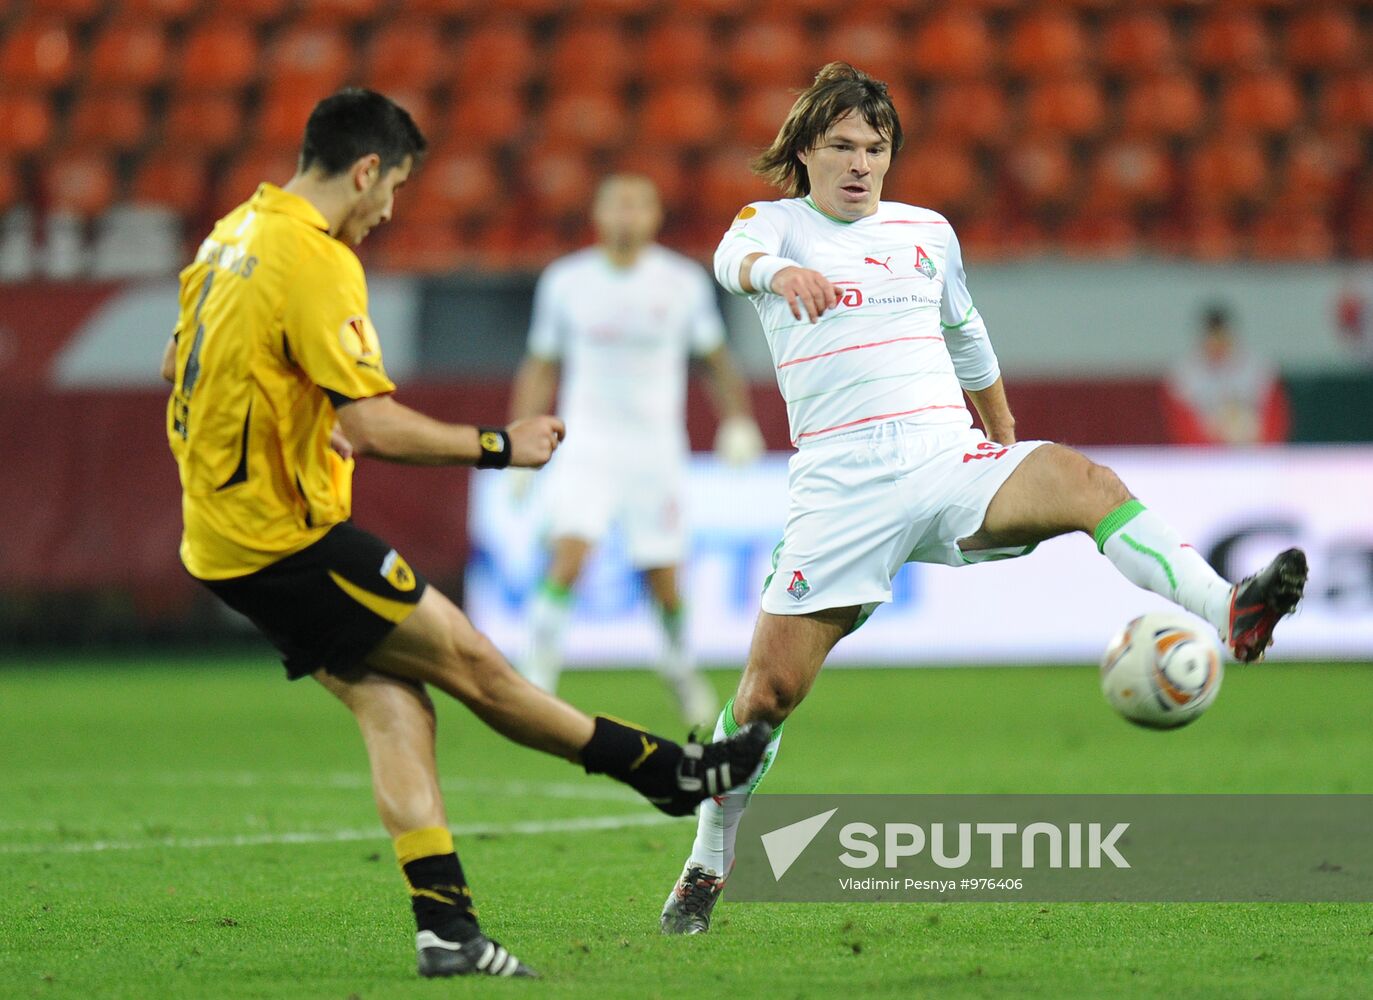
[
  {"xmin": 527, "ymin": 244, "xmax": 726, "ymax": 444},
  {"xmin": 716, "ymin": 197, "xmax": 1000, "ymax": 446}
]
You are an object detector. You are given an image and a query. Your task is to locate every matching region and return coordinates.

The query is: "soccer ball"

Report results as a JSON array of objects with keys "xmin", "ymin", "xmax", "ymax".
[{"xmin": 1100, "ymin": 612, "xmax": 1223, "ymax": 729}]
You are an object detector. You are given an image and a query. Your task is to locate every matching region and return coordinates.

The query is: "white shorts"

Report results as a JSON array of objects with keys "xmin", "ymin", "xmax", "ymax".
[
  {"xmin": 760, "ymin": 422, "xmax": 1047, "ymax": 620},
  {"xmin": 544, "ymin": 442, "xmax": 686, "ymax": 569}
]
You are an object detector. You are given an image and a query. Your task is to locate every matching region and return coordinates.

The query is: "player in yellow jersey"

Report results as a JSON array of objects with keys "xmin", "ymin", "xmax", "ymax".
[{"xmin": 162, "ymin": 89, "xmax": 769, "ymax": 980}]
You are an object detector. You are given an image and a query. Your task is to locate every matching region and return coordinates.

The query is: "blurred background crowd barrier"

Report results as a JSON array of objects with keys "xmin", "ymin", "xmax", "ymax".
[{"xmin": 2, "ymin": 0, "xmax": 1372, "ymax": 655}]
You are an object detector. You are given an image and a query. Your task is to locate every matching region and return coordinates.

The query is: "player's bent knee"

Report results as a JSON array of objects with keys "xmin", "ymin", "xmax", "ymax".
[{"xmin": 1085, "ymin": 460, "xmax": 1131, "ymax": 509}]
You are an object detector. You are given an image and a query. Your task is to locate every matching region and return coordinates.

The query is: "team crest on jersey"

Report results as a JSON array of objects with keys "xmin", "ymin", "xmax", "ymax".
[
  {"xmin": 381, "ymin": 549, "xmax": 417, "ymax": 592},
  {"xmin": 339, "ymin": 315, "xmax": 382, "ymax": 370},
  {"xmin": 914, "ymin": 246, "xmax": 937, "ymax": 279},
  {"xmin": 787, "ymin": 570, "xmax": 811, "ymax": 601}
]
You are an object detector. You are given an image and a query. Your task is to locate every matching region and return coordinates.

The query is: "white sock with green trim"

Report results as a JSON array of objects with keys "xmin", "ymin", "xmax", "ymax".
[
  {"xmin": 1095, "ymin": 500, "xmax": 1232, "ymax": 634},
  {"xmin": 520, "ymin": 580, "xmax": 572, "ymax": 692},
  {"xmin": 688, "ymin": 698, "xmax": 784, "ymax": 875}
]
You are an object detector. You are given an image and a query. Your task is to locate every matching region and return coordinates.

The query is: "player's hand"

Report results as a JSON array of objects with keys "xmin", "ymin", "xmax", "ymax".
[
  {"xmin": 507, "ymin": 415, "xmax": 565, "ymax": 468},
  {"xmin": 771, "ymin": 266, "xmax": 840, "ymax": 323},
  {"xmin": 714, "ymin": 415, "xmax": 765, "ymax": 467},
  {"xmin": 329, "ymin": 422, "xmax": 354, "ymax": 460}
]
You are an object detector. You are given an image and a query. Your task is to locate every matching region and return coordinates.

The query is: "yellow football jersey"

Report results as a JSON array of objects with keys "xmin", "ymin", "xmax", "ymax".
[{"xmin": 167, "ymin": 183, "xmax": 395, "ymax": 580}]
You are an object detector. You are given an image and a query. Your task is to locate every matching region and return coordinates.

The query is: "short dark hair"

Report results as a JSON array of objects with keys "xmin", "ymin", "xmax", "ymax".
[
  {"xmin": 299, "ymin": 88, "xmax": 427, "ymax": 177},
  {"xmin": 752, "ymin": 62, "xmax": 904, "ymax": 198},
  {"xmin": 1203, "ymin": 304, "xmax": 1231, "ymax": 332}
]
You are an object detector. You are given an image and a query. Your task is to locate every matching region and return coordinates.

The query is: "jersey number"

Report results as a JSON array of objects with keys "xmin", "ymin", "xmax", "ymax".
[{"xmin": 172, "ymin": 270, "xmax": 213, "ymax": 441}]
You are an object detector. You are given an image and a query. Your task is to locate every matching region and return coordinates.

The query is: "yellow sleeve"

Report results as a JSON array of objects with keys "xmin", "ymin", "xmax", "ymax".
[{"xmin": 283, "ymin": 243, "xmax": 396, "ymax": 404}]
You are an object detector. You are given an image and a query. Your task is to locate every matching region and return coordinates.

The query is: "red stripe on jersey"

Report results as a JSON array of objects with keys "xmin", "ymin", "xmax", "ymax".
[
  {"xmin": 777, "ymin": 335, "xmax": 944, "ymax": 369},
  {"xmin": 880, "ymin": 219, "xmax": 951, "ymax": 225},
  {"xmin": 793, "ymin": 404, "xmax": 966, "ymax": 443}
]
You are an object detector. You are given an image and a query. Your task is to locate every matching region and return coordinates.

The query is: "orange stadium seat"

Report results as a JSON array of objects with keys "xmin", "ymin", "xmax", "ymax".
[
  {"xmin": 114, "ymin": 0, "xmax": 202, "ymax": 24},
  {"xmin": 1182, "ymin": 211, "xmax": 1243, "ymax": 262},
  {"xmin": 0, "ymin": 20, "xmax": 76, "ymax": 88},
  {"xmin": 397, "ymin": 0, "xmax": 487, "ymax": 18},
  {"xmin": 1272, "ymin": 135, "xmax": 1345, "ymax": 211},
  {"xmin": 1059, "ymin": 213, "xmax": 1138, "ymax": 260},
  {"xmin": 443, "ymin": 91, "xmax": 529, "ymax": 148},
  {"xmin": 1191, "ymin": 10, "xmax": 1269, "ymax": 73},
  {"xmin": 131, "ymin": 152, "xmax": 210, "ymax": 216},
  {"xmin": 910, "ymin": 10, "xmax": 995, "ymax": 82},
  {"xmin": 380, "ymin": 87, "xmax": 436, "ymax": 138},
  {"xmin": 1285, "ymin": 6, "xmax": 1361, "ymax": 71},
  {"xmin": 1187, "ymin": 135, "xmax": 1269, "ymax": 209},
  {"xmin": 1221, "ymin": 70, "xmax": 1303, "ymax": 135},
  {"xmin": 1099, "ymin": 10, "xmax": 1177, "ymax": 78},
  {"xmin": 826, "ymin": 18, "xmax": 907, "ymax": 87},
  {"xmin": 0, "ymin": 159, "xmax": 19, "ymax": 213},
  {"xmin": 295, "ymin": 0, "xmax": 388, "ymax": 25},
  {"xmin": 926, "ymin": 82, "xmax": 1009, "ymax": 147},
  {"xmin": 541, "ymin": 90, "xmax": 627, "ymax": 151},
  {"xmin": 256, "ymin": 86, "xmax": 322, "ymax": 152},
  {"xmin": 884, "ymin": 142, "xmax": 981, "ymax": 214},
  {"xmin": 43, "ymin": 153, "xmax": 118, "ymax": 217},
  {"xmin": 450, "ymin": 20, "xmax": 538, "ymax": 90},
  {"xmin": 579, "ymin": 0, "xmax": 656, "ymax": 15},
  {"xmin": 212, "ymin": 0, "xmax": 293, "ymax": 22},
  {"xmin": 1121, "ymin": 74, "xmax": 1205, "ymax": 138},
  {"xmin": 726, "ymin": 19, "xmax": 813, "ymax": 88},
  {"xmin": 641, "ymin": 18, "xmax": 717, "ymax": 85},
  {"xmin": 608, "ymin": 149, "xmax": 688, "ymax": 210},
  {"xmin": 1005, "ymin": 7, "xmax": 1089, "ymax": 79},
  {"xmin": 549, "ymin": 20, "xmax": 637, "ymax": 92},
  {"xmin": 176, "ymin": 20, "xmax": 259, "ymax": 92},
  {"xmin": 410, "ymin": 150, "xmax": 500, "ymax": 223},
  {"xmin": 638, "ymin": 84, "xmax": 726, "ymax": 148},
  {"xmin": 89, "ymin": 21, "xmax": 171, "ymax": 89},
  {"xmin": 1024, "ymin": 77, "xmax": 1105, "ymax": 139},
  {"xmin": 0, "ymin": 92, "xmax": 55, "ymax": 153},
  {"xmin": 1087, "ymin": 139, "xmax": 1173, "ymax": 212},
  {"xmin": 1321, "ymin": 72, "xmax": 1373, "ymax": 130},
  {"xmin": 364, "ymin": 21, "xmax": 446, "ymax": 93},
  {"xmin": 1251, "ymin": 210, "xmax": 1334, "ymax": 262},
  {"xmin": 497, "ymin": 0, "xmax": 565, "ymax": 16},
  {"xmin": 215, "ymin": 148, "xmax": 298, "ymax": 217},
  {"xmin": 28, "ymin": 0, "xmax": 104, "ymax": 23},
  {"xmin": 266, "ymin": 25, "xmax": 353, "ymax": 95},
  {"xmin": 368, "ymin": 222, "xmax": 467, "ymax": 274},
  {"xmin": 671, "ymin": 0, "xmax": 750, "ymax": 17},
  {"xmin": 699, "ymin": 148, "xmax": 775, "ymax": 224},
  {"xmin": 1004, "ymin": 138, "xmax": 1076, "ymax": 211},
  {"xmin": 68, "ymin": 92, "xmax": 151, "ymax": 151},
  {"xmin": 735, "ymin": 87, "xmax": 800, "ymax": 148},
  {"xmin": 164, "ymin": 93, "xmax": 245, "ymax": 153},
  {"xmin": 522, "ymin": 147, "xmax": 596, "ymax": 220}
]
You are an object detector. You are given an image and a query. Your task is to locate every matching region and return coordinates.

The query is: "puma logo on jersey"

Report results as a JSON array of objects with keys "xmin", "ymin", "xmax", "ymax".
[{"xmin": 864, "ymin": 256, "xmax": 893, "ymax": 273}]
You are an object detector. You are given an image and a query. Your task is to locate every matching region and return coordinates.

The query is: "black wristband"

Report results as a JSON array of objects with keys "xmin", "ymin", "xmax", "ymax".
[{"xmin": 475, "ymin": 427, "xmax": 512, "ymax": 469}]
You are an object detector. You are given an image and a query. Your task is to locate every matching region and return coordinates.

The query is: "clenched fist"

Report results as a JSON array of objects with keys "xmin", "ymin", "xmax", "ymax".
[{"xmin": 507, "ymin": 415, "xmax": 566, "ymax": 468}]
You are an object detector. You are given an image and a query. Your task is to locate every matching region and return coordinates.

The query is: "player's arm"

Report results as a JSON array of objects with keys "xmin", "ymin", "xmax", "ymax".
[
  {"xmin": 964, "ymin": 378, "xmax": 1016, "ymax": 446},
  {"xmin": 336, "ymin": 394, "xmax": 564, "ymax": 468},
  {"xmin": 160, "ymin": 334, "xmax": 177, "ymax": 383},
  {"xmin": 702, "ymin": 345, "xmax": 765, "ymax": 466},
  {"xmin": 714, "ymin": 207, "xmax": 838, "ymax": 322},
  {"xmin": 939, "ymin": 227, "xmax": 1012, "ymax": 441},
  {"xmin": 509, "ymin": 354, "xmax": 560, "ymax": 421}
]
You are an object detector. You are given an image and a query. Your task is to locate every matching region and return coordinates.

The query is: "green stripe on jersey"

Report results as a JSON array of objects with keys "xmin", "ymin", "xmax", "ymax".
[
  {"xmin": 803, "ymin": 196, "xmax": 857, "ymax": 225},
  {"xmin": 1093, "ymin": 499, "xmax": 1147, "ymax": 553},
  {"xmin": 940, "ymin": 305, "xmax": 976, "ymax": 330}
]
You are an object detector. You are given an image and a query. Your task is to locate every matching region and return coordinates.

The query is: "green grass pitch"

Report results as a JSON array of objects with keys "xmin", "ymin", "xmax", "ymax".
[{"xmin": 2, "ymin": 655, "xmax": 1371, "ymax": 999}]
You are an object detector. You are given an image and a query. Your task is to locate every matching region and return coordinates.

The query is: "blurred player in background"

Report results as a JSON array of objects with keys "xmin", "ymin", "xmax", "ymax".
[
  {"xmin": 509, "ymin": 174, "xmax": 764, "ymax": 725},
  {"xmin": 1163, "ymin": 304, "xmax": 1289, "ymax": 445},
  {"xmin": 160, "ymin": 90, "xmax": 769, "ymax": 978},
  {"xmin": 659, "ymin": 63, "xmax": 1308, "ymax": 935}
]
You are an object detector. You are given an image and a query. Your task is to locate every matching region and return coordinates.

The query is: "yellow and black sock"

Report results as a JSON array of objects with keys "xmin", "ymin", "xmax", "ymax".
[
  {"xmin": 581, "ymin": 715, "xmax": 680, "ymax": 796},
  {"xmin": 394, "ymin": 827, "xmax": 479, "ymax": 943}
]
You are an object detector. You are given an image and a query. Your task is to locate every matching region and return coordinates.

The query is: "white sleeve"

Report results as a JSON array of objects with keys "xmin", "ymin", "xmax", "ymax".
[
  {"xmin": 526, "ymin": 266, "xmax": 563, "ymax": 359},
  {"xmin": 940, "ymin": 228, "xmax": 1000, "ymax": 391},
  {"xmin": 713, "ymin": 203, "xmax": 786, "ymax": 295},
  {"xmin": 688, "ymin": 265, "xmax": 727, "ymax": 354}
]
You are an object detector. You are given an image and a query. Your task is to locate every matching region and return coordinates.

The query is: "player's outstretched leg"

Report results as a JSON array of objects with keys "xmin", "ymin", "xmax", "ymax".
[
  {"xmin": 646, "ymin": 566, "xmax": 718, "ymax": 727},
  {"xmin": 661, "ymin": 607, "xmax": 851, "ymax": 935},
  {"xmin": 315, "ymin": 671, "xmax": 539, "ymax": 978}
]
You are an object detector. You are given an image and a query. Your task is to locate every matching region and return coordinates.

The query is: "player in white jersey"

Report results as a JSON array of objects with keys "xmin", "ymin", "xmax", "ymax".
[
  {"xmin": 510, "ymin": 175, "xmax": 764, "ymax": 725},
  {"xmin": 660, "ymin": 63, "xmax": 1309, "ymax": 934}
]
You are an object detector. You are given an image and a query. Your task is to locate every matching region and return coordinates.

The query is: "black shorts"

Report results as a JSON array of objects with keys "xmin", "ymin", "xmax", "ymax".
[{"xmin": 200, "ymin": 521, "xmax": 429, "ymax": 681}]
